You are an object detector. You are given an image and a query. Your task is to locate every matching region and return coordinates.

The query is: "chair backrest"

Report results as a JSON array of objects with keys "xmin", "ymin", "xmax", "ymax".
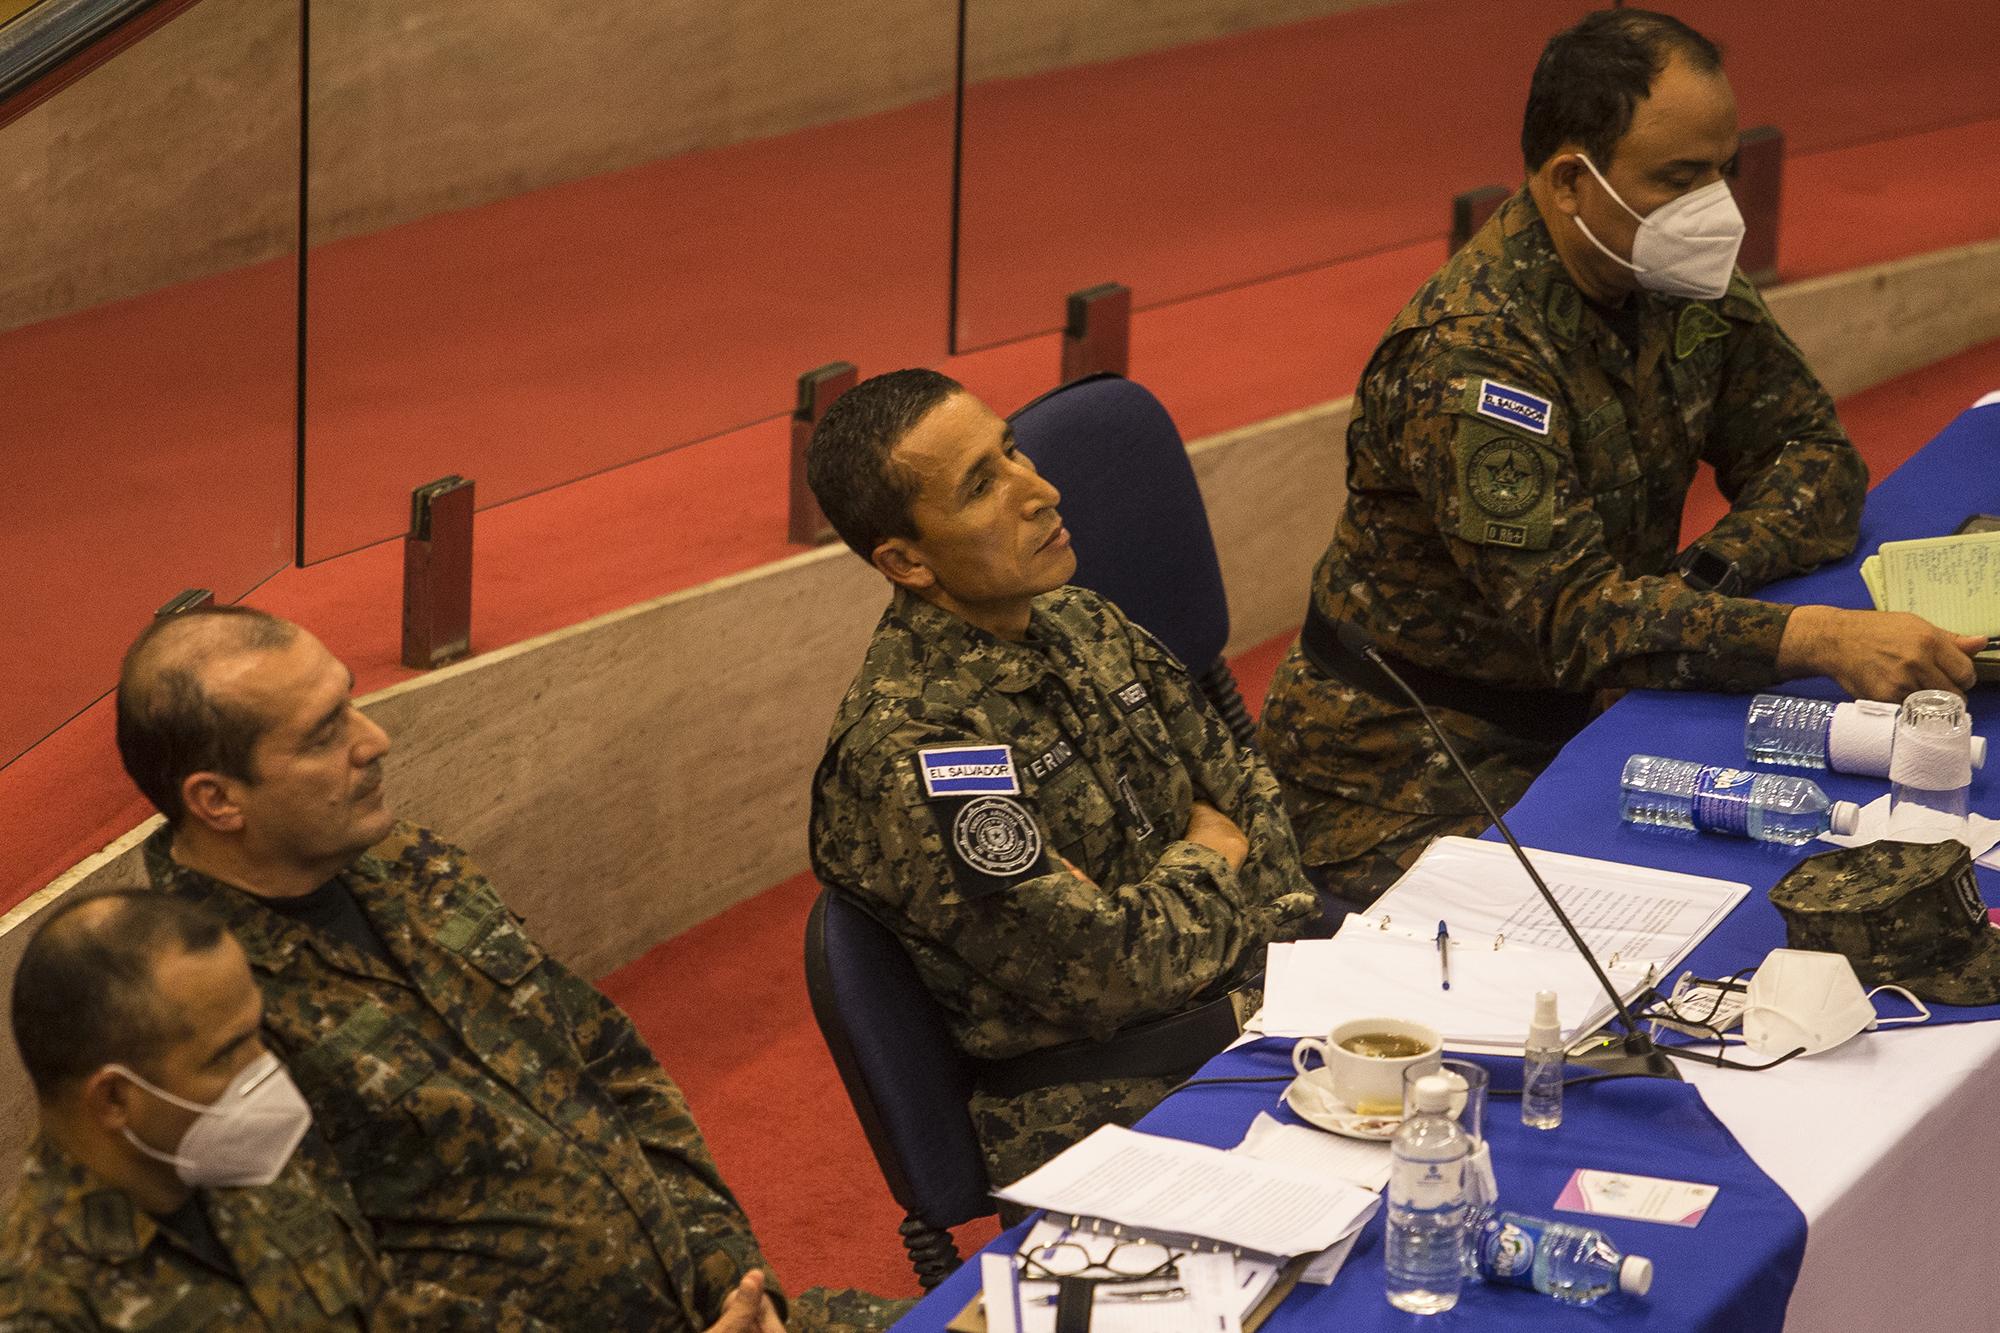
[
  {"xmin": 803, "ymin": 885, "xmax": 992, "ymax": 1230},
  {"xmin": 1009, "ymin": 373, "xmax": 1231, "ymax": 671}
]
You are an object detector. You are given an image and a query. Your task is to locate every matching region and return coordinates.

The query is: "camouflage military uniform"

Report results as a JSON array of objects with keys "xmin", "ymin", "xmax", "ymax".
[
  {"xmin": 812, "ymin": 586, "xmax": 1320, "ymax": 1187},
  {"xmin": 0, "ymin": 1136, "xmax": 380, "ymax": 1331},
  {"xmin": 1259, "ymin": 187, "xmax": 1865, "ymax": 905},
  {"xmin": 146, "ymin": 827, "xmax": 910, "ymax": 1333}
]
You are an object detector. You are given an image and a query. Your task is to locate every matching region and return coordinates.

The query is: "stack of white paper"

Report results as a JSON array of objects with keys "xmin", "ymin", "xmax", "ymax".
[
  {"xmin": 1255, "ymin": 838, "xmax": 1748, "ymax": 1050},
  {"xmin": 1231, "ymin": 1112, "xmax": 1386, "ymax": 1287},
  {"xmin": 994, "ymin": 1124, "xmax": 1380, "ymax": 1260},
  {"xmin": 979, "ymin": 1125, "xmax": 1383, "ymax": 1332}
]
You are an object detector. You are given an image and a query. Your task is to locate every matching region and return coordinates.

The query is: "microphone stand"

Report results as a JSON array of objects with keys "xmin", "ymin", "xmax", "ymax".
[{"xmin": 1347, "ymin": 634, "xmax": 1680, "ymax": 1081}]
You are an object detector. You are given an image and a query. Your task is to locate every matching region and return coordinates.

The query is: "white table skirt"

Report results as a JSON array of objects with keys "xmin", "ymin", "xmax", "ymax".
[{"xmin": 1685, "ymin": 1020, "xmax": 2000, "ymax": 1330}]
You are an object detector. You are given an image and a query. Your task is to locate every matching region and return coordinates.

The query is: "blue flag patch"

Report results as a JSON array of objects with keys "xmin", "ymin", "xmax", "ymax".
[
  {"xmin": 917, "ymin": 745, "xmax": 1020, "ymax": 797},
  {"xmin": 1476, "ymin": 380, "xmax": 1553, "ymax": 436}
]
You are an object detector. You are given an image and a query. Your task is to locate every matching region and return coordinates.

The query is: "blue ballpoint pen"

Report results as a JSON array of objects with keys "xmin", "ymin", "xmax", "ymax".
[{"xmin": 1436, "ymin": 919, "xmax": 1451, "ymax": 991}]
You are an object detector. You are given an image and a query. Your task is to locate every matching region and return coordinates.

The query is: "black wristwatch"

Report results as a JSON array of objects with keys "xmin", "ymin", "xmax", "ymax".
[{"xmin": 1674, "ymin": 544, "xmax": 1745, "ymax": 596}]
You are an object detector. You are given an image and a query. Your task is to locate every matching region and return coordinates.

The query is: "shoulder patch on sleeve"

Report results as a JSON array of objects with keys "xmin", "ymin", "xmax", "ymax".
[
  {"xmin": 1675, "ymin": 302, "xmax": 1731, "ymax": 359},
  {"xmin": 916, "ymin": 744, "xmax": 1019, "ymax": 796},
  {"xmin": 932, "ymin": 793, "xmax": 1051, "ymax": 899},
  {"xmin": 1471, "ymin": 378, "xmax": 1554, "ymax": 435},
  {"xmin": 1452, "ymin": 420, "xmax": 1557, "ymax": 550}
]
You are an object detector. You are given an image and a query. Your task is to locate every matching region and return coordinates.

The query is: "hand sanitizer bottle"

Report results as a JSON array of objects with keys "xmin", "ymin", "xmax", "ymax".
[{"xmin": 1522, "ymin": 990, "xmax": 1563, "ymax": 1130}]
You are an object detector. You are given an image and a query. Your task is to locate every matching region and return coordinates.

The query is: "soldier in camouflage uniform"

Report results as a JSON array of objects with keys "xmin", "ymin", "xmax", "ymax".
[
  {"xmin": 0, "ymin": 889, "xmax": 393, "ymax": 1331},
  {"xmin": 111, "ymin": 608, "xmax": 909, "ymax": 1333},
  {"xmin": 807, "ymin": 371, "xmax": 1320, "ymax": 1189},
  {"xmin": 1260, "ymin": 9, "xmax": 1986, "ymax": 908}
]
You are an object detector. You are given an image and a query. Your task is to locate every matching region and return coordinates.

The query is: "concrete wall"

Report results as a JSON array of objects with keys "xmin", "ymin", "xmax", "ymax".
[
  {"xmin": 0, "ymin": 0, "xmax": 1393, "ymax": 331},
  {"xmin": 3, "ymin": 238, "xmax": 1998, "ymax": 1198},
  {"xmin": 0, "ymin": 0, "xmax": 298, "ymax": 334}
]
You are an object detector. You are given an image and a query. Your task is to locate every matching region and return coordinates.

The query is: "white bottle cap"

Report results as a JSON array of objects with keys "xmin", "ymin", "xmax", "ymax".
[
  {"xmin": 1412, "ymin": 1073, "xmax": 1455, "ymax": 1113},
  {"xmin": 1527, "ymin": 989, "xmax": 1561, "ymax": 1047},
  {"xmin": 1829, "ymin": 800, "xmax": 1861, "ymax": 836},
  {"xmin": 1619, "ymin": 1254, "xmax": 1654, "ymax": 1297},
  {"xmin": 1975, "ymin": 735, "xmax": 1989, "ymax": 770}
]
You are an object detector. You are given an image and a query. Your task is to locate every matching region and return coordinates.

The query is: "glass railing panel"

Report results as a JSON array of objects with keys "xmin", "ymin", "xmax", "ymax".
[
  {"xmin": 299, "ymin": 0, "xmax": 958, "ymax": 561},
  {"xmin": 1673, "ymin": 0, "xmax": 2000, "ymax": 156},
  {"xmin": 0, "ymin": 0, "xmax": 298, "ymax": 768},
  {"xmin": 954, "ymin": 0, "xmax": 1598, "ymax": 351}
]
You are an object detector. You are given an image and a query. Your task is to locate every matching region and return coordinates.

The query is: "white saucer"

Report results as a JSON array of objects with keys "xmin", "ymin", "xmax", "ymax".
[{"xmin": 1282, "ymin": 1071, "xmax": 1404, "ymax": 1141}]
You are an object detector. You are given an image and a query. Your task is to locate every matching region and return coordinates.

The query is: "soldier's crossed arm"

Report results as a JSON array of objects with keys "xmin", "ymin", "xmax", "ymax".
[
  {"xmin": 848, "ymin": 730, "xmax": 1267, "ymax": 1038},
  {"xmin": 1395, "ymin": 346, "xmax": 1791, "ymax": 692},
  {"xmin": 1113, "ymin": 609, "xmax": 1317, "ymax": 924}
]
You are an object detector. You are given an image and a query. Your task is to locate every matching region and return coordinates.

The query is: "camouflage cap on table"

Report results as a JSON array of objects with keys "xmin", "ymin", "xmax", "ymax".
[{"xmin": 1768, "ymin": 840, "xmax": 2000, "ymax": 1005}]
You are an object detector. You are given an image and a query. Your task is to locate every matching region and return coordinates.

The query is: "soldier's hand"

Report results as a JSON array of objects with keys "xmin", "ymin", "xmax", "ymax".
[
  {"xmin": 1184, "ymin": 800, "xmax": 1249, "ymax": 872},
  {"xmin": 1777, "ymin": 606, "xmax": 1984, "ymax": 699},
  {"xmin": 706, "ymin": 1271, "xmax": 784, "ymax": 1332}
]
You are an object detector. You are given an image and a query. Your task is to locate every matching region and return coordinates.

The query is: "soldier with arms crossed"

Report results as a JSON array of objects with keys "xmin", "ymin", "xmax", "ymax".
[
  {"xmin": 1260, "ymin": 8, "xmax": 1986, "ymax": 908},
  {"xmin": 808, "ymin": 369, "xmax": 1320, "ymax": 1189},
  {"xmin": 112, "ymin": 606, "xmax": 908, "ymax": 1333}
]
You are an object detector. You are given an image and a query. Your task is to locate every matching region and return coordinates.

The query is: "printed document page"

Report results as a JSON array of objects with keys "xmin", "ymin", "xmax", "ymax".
[
  {"xmin": 1380, "ymin": 837, "xmax": 1745, "ymax": 968},
  {"xmin": 993, "ymin": 1125, "xmax": 1379, "ymax": 1259},
  {"xmin": 1256, "ymin": 838, "xmax": 1746, "ymax": 1047}
]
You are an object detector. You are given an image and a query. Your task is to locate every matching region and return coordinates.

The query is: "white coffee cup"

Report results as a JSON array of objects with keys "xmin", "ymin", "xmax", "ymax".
[{"xmin": 1292, "ymin": 1017, "xmax": 1443, "ymax": 1115}]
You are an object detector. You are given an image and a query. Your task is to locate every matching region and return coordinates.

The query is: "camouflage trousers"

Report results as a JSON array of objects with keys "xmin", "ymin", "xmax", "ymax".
[
  {"xmin": 791, "ymin": 1286, "xmax": 919, "ymax": 1332},
  {"xmin": 971, "ymin": 1074, "xmax": 1183, "ymax": 1200}
]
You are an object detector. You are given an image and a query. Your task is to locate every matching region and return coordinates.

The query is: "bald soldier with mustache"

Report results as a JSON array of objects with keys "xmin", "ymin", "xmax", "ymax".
[{"xmin": 114, "ymin": 606, "xmax": 908, "ymax": 1332}]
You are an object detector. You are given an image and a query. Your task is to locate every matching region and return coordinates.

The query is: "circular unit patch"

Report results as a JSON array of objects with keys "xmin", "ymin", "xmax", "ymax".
[
  {"xmin": 951, "ymin": 796, "xmax": 1043, "ymax": 877},
  {"xmin": 1467, "ymin": 437, "xmax": 1547, "ymax": 518}
]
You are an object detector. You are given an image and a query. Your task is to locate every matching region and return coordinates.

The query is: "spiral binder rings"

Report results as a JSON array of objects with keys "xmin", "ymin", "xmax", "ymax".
[{"xmin": 1257, "ymin": 838, "xmax": 1748, "ymax": 1049}]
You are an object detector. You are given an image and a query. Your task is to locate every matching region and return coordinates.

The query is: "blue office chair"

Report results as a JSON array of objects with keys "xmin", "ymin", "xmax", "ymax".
[
  {"xmin": 803, "ymin": 885, "xmax": 992, "ymax": 1288},
  {"xmin": 1009, "ymin": 373, "xmax": 1257, "ymax": 748}
]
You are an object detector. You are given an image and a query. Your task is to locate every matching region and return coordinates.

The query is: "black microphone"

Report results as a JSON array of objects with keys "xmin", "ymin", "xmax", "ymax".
[{"xmin": 1332, "ymin": 621, "xmax": 1679, "ymax": 1080}]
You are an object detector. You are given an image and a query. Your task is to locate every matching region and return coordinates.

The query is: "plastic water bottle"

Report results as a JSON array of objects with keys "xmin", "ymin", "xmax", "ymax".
[
  {"xmin": 1385, "ymin": 1073, "xmax": 1470, "ymax": 1314},
  {"xmin": 1744, "ymin": 693, "xmax": 1988, "ymax": 776},
  {"xmin": 1472, "ymin": 1211, "xmax": 1653, "ymax": 1307},
  {"xmin": 1520, "ymin": 990, "xmax": 1563, "ymax": 1130},
  {"xmin": 1620, "ymin": 755, "xmax": 1859, "ymax": 846},
  {"xmin": 1744, "ymin": 694, "xmax": 1839, "ymax": 768}
]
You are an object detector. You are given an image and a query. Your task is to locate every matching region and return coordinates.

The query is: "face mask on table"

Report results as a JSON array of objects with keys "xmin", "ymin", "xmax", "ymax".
[
  {"xmin": 110, "ymin": 1050, "xmax": 313, "ymax": 1187},
  {"xmin": 1567, "ymin": 152, "xmax": 1745, "ymax": 301},
  {"xmin": 1738, "ymin": 948, "xmax": 1929, "ymax": 1058}
]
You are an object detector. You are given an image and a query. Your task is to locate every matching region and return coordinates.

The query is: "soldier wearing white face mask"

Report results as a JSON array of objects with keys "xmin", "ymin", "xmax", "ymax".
[
  {"xmin": 0, "ymin": 889, "xmax": 514, "ymax": 1331},
  {"xmin": 1261, "ymin": 7, "xmax": 1986, "ymax": 910}
]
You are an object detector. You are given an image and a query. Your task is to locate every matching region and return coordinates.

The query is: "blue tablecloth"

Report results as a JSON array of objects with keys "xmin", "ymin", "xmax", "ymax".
[
  {"xmin": 1496, "ymin": 403, "xmax": 2000, "ymax": 1025},
  {"xmin": 892, "ymin": 405, "xmax": 2000, "ymax": 1331},
  {"xmin": 902, "ymin": 1038, "xmax": 1805, "ymax": 1331}
]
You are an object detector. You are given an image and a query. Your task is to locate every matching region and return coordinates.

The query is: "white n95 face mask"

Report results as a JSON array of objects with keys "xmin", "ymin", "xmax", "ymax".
[
  {"xmin": 1568, "ymin": 152, "xmax": 1745, "ymax": 301},
  {"xmin": 1739, "ymin": 948, "xmax": 1929, "ymax": 1058},
  {"xmin": 111, "ymin": 1051, "xmax": 313, "ymax": 1187}
]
